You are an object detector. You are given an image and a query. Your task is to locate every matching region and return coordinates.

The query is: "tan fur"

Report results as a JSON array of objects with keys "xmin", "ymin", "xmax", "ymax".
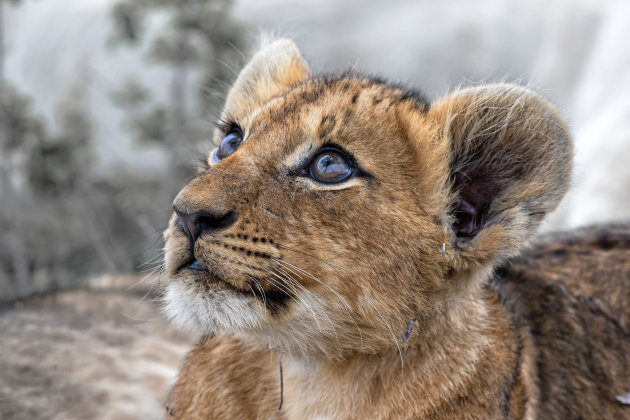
[{"xmin": 162, "ymin": 39, "xmax": 630, "ymax": 419}]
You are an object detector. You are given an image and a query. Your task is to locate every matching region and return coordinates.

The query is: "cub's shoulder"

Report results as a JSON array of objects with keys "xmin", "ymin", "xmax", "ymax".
[{"xmin": 166, "ymin": 334, "xmax": 278, "ymax": 419}]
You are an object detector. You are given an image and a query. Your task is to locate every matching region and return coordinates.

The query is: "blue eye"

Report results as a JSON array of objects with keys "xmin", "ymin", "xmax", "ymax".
[
  {"xmin": 215, "ymin": 131, "xmax": 243, "ymax": 161},
  {"xmin": 309, "ymin": 148, "xmax": 354, "ymax": 184}
]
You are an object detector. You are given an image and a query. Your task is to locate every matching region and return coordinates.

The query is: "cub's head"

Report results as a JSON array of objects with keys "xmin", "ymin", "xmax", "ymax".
[{"xmin": 163, "ymin": 39, "xmax": 572, "ymax": 357}]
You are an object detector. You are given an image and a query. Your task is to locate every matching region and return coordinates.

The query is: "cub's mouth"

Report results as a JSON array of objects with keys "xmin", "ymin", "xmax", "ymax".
[
  {"xmin": 164, "ymin": 204, "xmax": 299, "ymax": 321},
  {"xmin": 178, "ymin": 259, "xmax": 208, "ymax": 273},
  {"xmin": 175, "ymin": 255, "xmax": 249, "ymax": 295},
  {"xmin": 172, "ymin": 245, "xmax": 294, "ymax": 314}
]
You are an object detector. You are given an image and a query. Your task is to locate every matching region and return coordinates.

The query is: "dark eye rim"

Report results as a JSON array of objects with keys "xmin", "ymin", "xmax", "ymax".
[
  {"xmin": 213, "ymin": 124, "xmax": 244, "ymax": 162},
  {"xmin": 299, "ymin": 144, "xmax": 368, "ymax": 185}
]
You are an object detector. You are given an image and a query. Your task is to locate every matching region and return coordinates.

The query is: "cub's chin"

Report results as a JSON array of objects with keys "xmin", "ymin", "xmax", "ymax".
[{"xmin": 162, "ymin": 273, "xmax": 264, "ymax": 335}]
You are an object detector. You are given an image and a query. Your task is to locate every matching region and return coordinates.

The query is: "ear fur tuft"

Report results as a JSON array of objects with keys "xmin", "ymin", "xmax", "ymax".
[{"xmin": 223, "ymin": 38, "xmax": 311, "ymax": 116}]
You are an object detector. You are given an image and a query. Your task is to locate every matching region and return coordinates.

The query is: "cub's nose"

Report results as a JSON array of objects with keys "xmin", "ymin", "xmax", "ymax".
[{"xmin": 173, "ymin": 207, "xmax": 239, "ymax": 243}]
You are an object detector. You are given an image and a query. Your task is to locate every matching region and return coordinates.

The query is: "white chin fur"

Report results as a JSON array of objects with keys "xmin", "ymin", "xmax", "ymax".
[{"xmin": 162, "ymin": 281, "xmax": 263, "ymax": 334}]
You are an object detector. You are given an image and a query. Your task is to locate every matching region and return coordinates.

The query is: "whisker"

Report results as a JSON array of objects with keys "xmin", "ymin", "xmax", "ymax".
[
  {"xmin": 269, "ymin": 268, "xmax": 340, "ymax": 342},
  {"xmin": 247, "ymin": 274, "xmax": 267, "ymax": 309},
  {"xmin": 272, "ymin": 258, "xmax": 364, "ymax": 350},
  {"xmin": 264, "ymin": 276, "xmax": 321, "ymax": 332},
  {"xmin": 137, "ymin": 249, "xmax": 167, "ymax": 268},
  {"xmin": 272, "ymin": 259, "xmax": 354, "ymax": 312},
  {"xmin": 246, "ymin": 283, "xmax": 260, "ymax": 306},
  {"xmin": 372, "ymin": 304, "xmax": 404, "ymax": 370},
  {"xmin": 272, "ymin": 267, "xmax": 340, "ymax": 337},
  {"xmin": 265, "ymin": 273, "xmax": 321, "ymax": 328}
]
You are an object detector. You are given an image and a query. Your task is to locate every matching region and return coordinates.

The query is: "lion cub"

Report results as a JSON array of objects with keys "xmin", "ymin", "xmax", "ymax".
[{"xmin": 162, "ymin": 39, "xmax": 630, "ymax": 419}]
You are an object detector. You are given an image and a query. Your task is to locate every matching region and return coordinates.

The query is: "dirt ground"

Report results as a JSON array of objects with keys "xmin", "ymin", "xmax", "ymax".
[{"xmin": 0, "ymin": 275, "xmax": 193, "ymax": 420}]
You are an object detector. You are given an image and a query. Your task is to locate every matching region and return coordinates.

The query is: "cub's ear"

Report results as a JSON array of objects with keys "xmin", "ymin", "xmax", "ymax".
[
  {"xmin": 223, "ymin": 38, "xmax": 311, "ymax": 116},
  {"xmin": 429, "ymin": 84, "xmax": 573, "ymax": 265}
]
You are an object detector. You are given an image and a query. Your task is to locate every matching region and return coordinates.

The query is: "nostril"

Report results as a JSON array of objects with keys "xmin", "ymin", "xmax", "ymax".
[
  {"xmin": 173, "ymin": 207, "xmax": 239, "ymax": 243},
  {"xmin": 196, "ymin": 211, "xmax": 239, "ymax": 234},
  {"xmin": 195, "ymin": 215, "xmax": 214, "ymax": 234}
]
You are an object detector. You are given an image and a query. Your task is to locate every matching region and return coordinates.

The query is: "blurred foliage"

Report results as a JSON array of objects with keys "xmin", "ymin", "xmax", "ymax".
[
  {"xmin": 110, "ymin": 0, "xmax": 244, "ymax": 152},
  {"xmin": 0, "ymin": 84, "xmax": 102, "ymax": 300},
  {"xmin": 0, "ymin": 82, "xmax": 177, "ymax": 302},
  {"xmin": 112, "ymin": 78, "xmax": 169, "ymax": 145},
  {"xmin": 0, "ymin": 84, "xmax": 45, "ymax": 152},
  {"xmin": 0, "ymin": 0, "xmax": 244, "ymax": 303},
  {"xmin": 28, "ymin": 94, "xmax": 93, "ymax": 193}
]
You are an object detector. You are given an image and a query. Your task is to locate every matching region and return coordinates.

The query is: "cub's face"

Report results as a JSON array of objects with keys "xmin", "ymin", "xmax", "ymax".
[
  {"xmin": 162, "ymin": 40, "xmax": 572, "ymax": 356},
  {"xmin": 163, "ymin": 76, "xmax": 446, "ymax": 354}
]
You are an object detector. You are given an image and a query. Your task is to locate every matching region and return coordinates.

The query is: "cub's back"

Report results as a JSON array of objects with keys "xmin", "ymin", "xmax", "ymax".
[
  {"xmin": 495, "ymin": 222, "xmax": 630, "ymax": 418},
  {"xmin": 500, "ymin": 223, "xmax": 630, "ymax": 327}
]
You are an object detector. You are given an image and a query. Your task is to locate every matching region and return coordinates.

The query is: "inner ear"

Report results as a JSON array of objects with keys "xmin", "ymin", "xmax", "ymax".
[{"xmin": 452, "ymin": 169, "xmax": 506, "ymax": 239}]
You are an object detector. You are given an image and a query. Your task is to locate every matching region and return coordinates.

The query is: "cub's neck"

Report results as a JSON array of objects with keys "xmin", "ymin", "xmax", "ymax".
[{"xmin": 280, "ymin": 285, "xmax": 528, "ymax": 419}]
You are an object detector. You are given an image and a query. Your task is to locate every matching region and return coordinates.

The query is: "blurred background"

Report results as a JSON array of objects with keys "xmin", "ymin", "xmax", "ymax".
[{"xmin": 1, "ymin": 0, "xmax": 629, "ymax": 303}]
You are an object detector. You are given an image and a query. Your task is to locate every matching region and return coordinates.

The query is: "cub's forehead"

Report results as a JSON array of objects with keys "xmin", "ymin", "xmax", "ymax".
[
  {"xmin": 263, "ymin": 76, "xmax": 428, "ymax": 124},
  {"xmin": 232, "ymin": 77, "xmax": 428, "ymax": 149}
]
